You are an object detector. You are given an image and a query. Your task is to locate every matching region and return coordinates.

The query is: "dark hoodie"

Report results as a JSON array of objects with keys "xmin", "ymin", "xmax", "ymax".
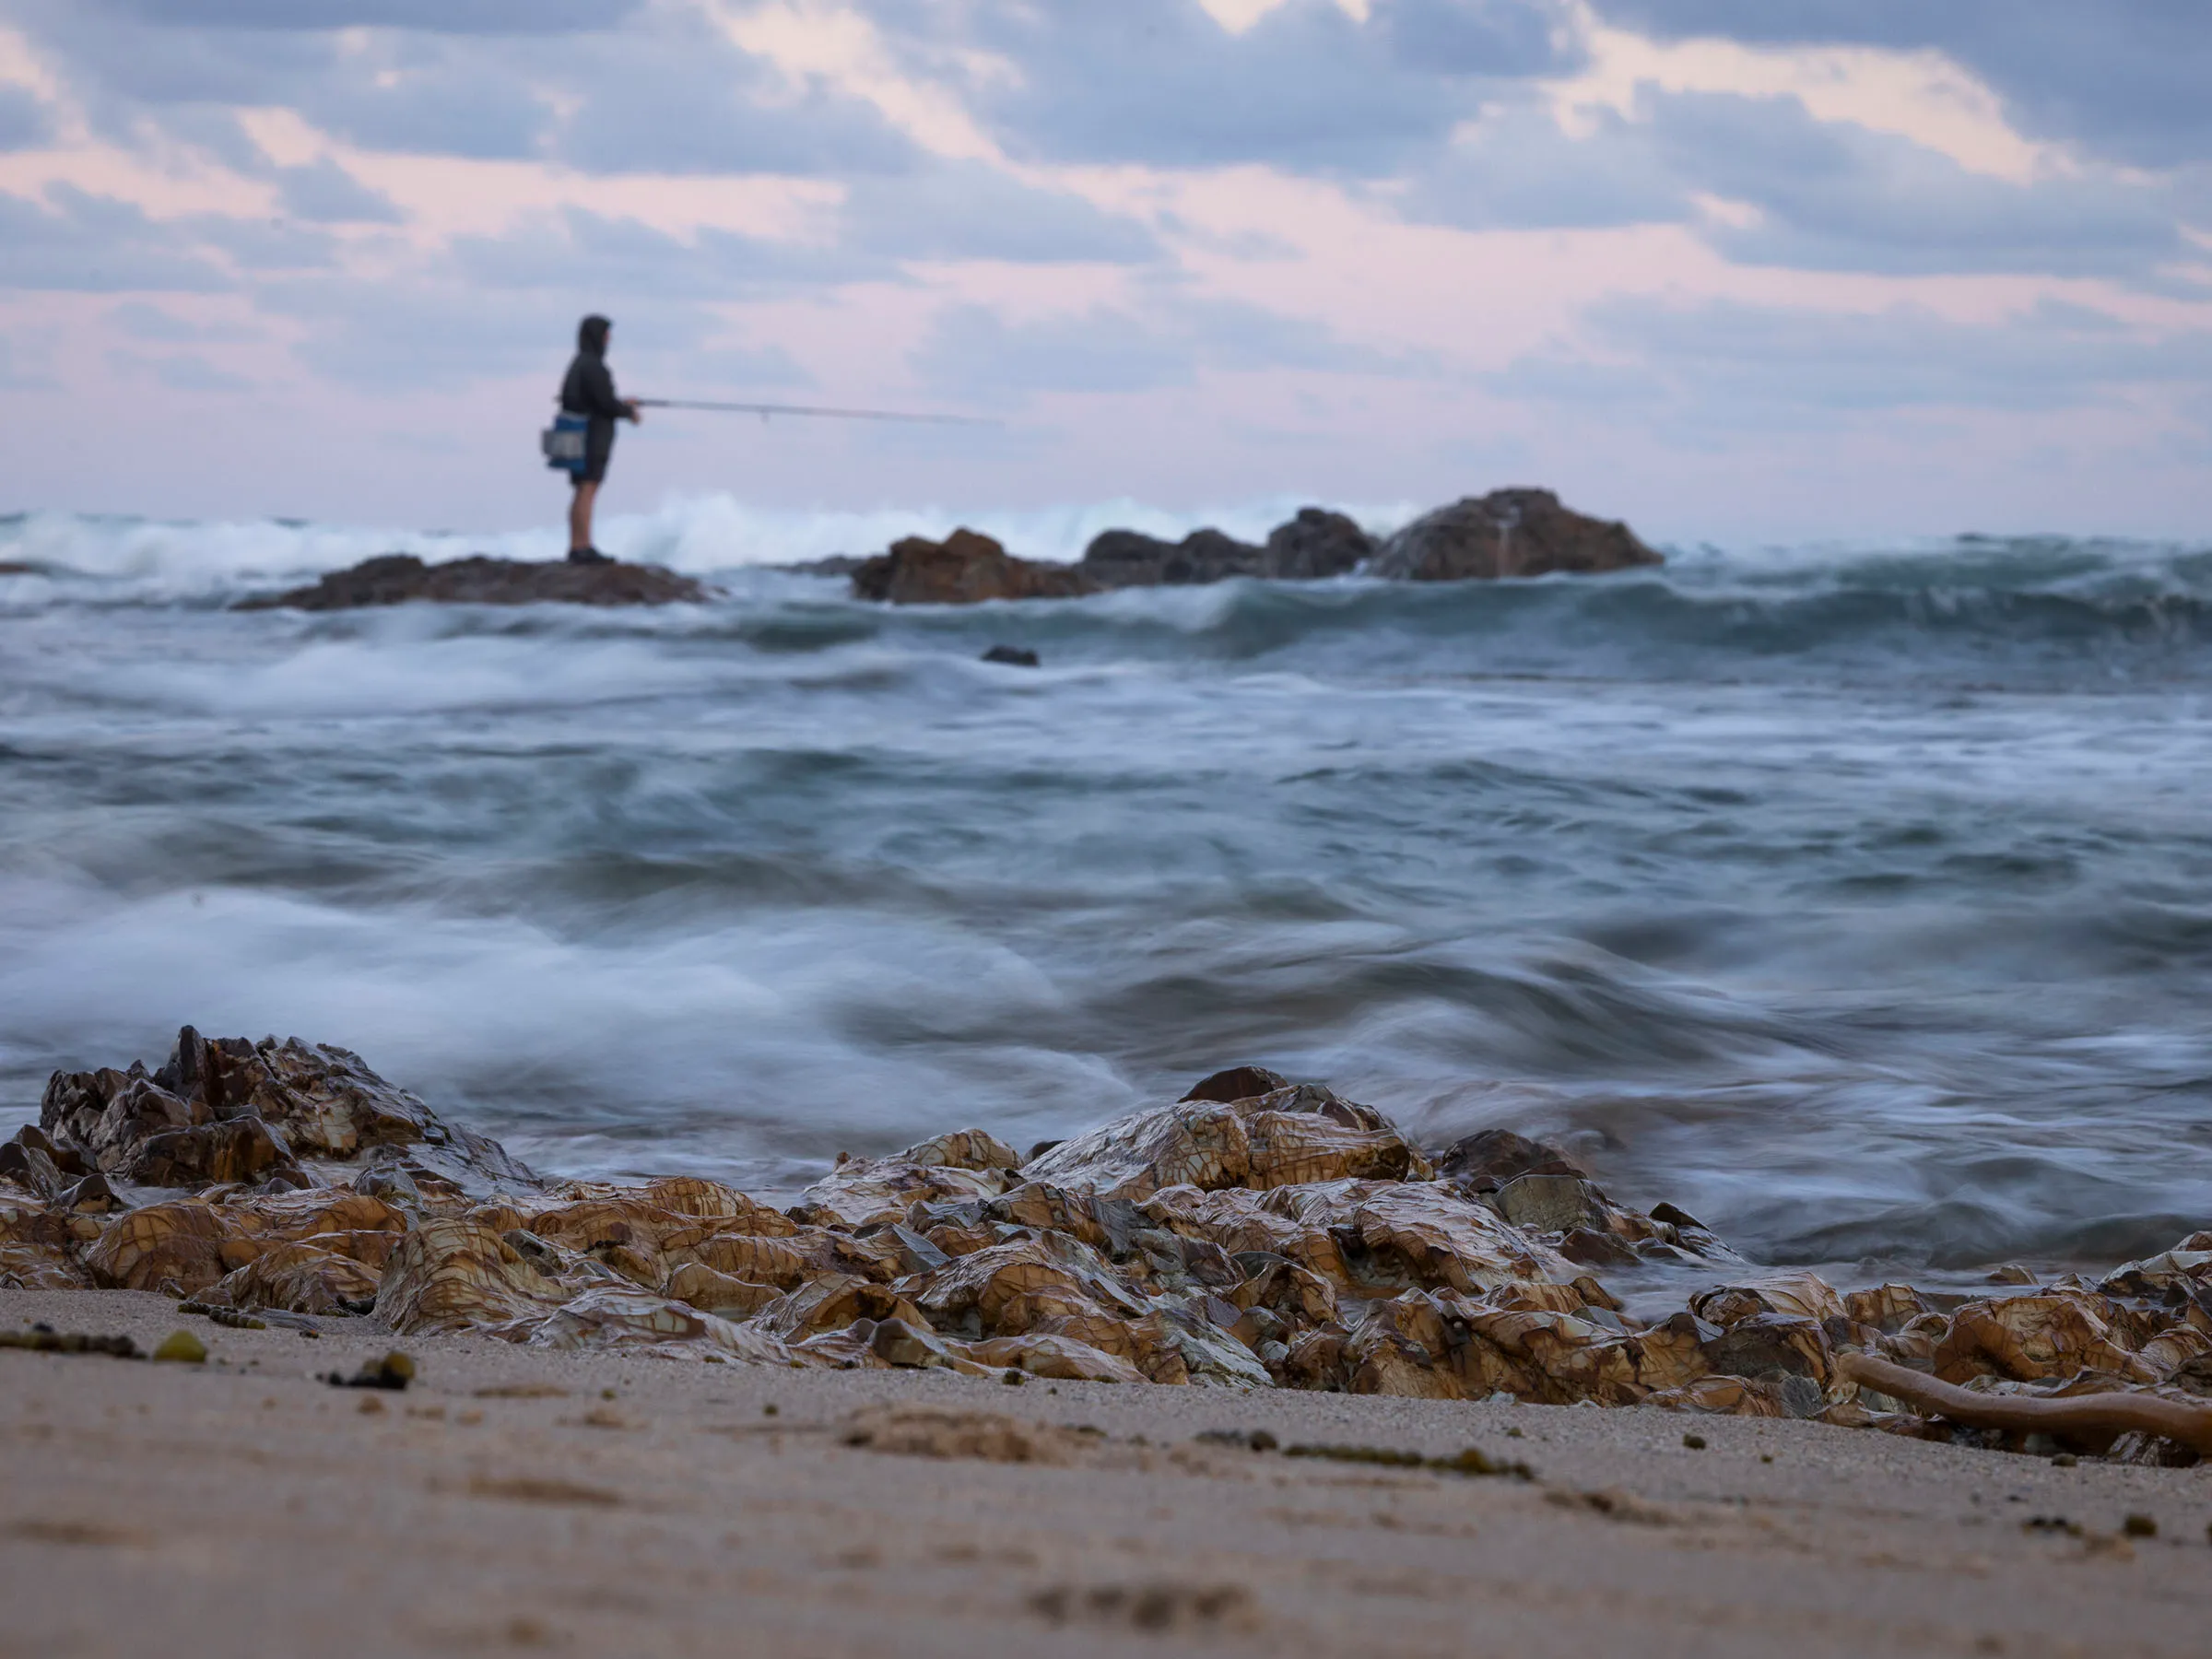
[{"xmin": 559, "ymin": 314, "xmax": 625, "ymax": 479}]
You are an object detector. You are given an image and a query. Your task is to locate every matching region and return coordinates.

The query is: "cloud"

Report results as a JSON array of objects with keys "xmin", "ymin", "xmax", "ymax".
[
  {"xmin": 1394, "ymin": 99, "xmax": 1689, "ymax": 229},
  {"xmin": 0, "ymin": 184, "xmax": 231, "ymax": 292},
  {"xmin": 1644, "ymin": 89, "xmax": 2189, "ymax": 281},
  {"xmin": 105, "ymin": 301, "xmax": 263, "ymax": 343},
  {"xmin": 95, "ymin": 0, "xmax": 642, "ymax": 34},
  {"xmin": 841, "ymin": 162, "xmax": 1162, "ymax": 265},
  {"xmin": 909, "ymin": 290, "xmax": 1410, "ymax": 400},
  {"xmin": 1495, "ymin": 294, "xmax": 2212, "ymax": 422},
  {"xmin": 274, "ymin": 158, "xmax": 406, "ymax": 225},
  {"xmin": 0, "ymin": 84, "xmax": 56, "ymax": 150},
  {"xmin": 108, "ymin": 347, "xmax": 254, "ymax": 392},
  {"xmin": 448, "ymin": 207, "xmax": 897, "ymax": 301},
  {"xmin": 1586, "ymin": 0, "xmax": 2212, "ymax": 170},
  {"xmin": 857, "ymin": 0, "xmax": 1582, "ymax": 175}
]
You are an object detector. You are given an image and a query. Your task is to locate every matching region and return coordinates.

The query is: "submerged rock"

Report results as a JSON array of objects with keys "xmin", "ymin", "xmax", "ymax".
[
  {"xmin": 1370, "ymin": 488, "xmax": 1660, "ymax": 582},
  {"xmin": 236, "ymin": 554, "xmax": 708, "ymax": 610}
]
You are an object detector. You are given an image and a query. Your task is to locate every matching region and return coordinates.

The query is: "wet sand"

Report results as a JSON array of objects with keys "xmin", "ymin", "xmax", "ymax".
[{"xmin": 5, "ymin": 1288, "xmax": 2209, "ymax": 1658}]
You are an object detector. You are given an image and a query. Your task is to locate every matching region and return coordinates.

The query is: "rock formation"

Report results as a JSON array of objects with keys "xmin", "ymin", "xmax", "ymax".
[
  {"xmin": 849, "ymin": 530, "xmax": 1096, "ymax": 605},
  {"xmin": 1076, "ymin": 510, "xmax": 1373, "ymax": 588},
  {"xmin": 236, "ymin": 554, "xmax": 707, "ymax": 611},
  {"xmin": 851, "ymin": 493, "xmax": 1654, "ymax": 604},
  {"xmin": 9, "ymin": 1030, "xmax": 2211, "ymax": 1465},
  {"xmin": 1369, "ymin": 488, "xmax": 1660, "ymax": 582}
]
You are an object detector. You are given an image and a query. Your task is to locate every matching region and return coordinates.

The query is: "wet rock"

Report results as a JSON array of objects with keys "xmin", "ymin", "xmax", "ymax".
[
  {"xmin": 1021, "ymin": 1083, "xmax": 1432, "ymax": 1202},
  {"xmin": 851, "ymin": 529, "xmax": 1094, "ymax": 605},
  {"xmin": 372, "ymin": 1218, "xmax": 570, "ymax": 1335},
  {"xmin": 1700, "ymin": 1313, "xmax": 1835, "ymax": 1390},
  {"xmin": 1932, "ymin": 1293, "xmax": 2158, "ymax": 1387},
  {"xmin": 1079, "ymin": 527, "xmax": 1266, "ymax": 587},
  {"xmin": 236, "ymin": 554, "xmax": 707, "ymax": 611},
  {"xmin": 1493, "ymin": 1172, "xmax": 1610, "ymax": 1236},
  {"xmin": 525, "ymin": 1285, "xmax": 794, "ymax": 1363},
  {"xmin": 203, "ymin": 1242, "xmax": 382, "ymax": 1315},
  {"xmin": 1261, "ymin": 508, "xmax": 1372, "ymax": 579},
  {"xmin": 41, "ymin": 1026, "xmax": 536, "ymax": 1200},
  {"xmin": 1370, "ymin": 488, "xmax": 1661, "ymax": 581},
  {"xmin": 1431, "ymin": 1128, "xmax": 1585, "ymax": 1190},
  {"xmin": 797, "ymin": 1129, "xmax": 1023, "ymax": 1229},
  {"xmin": 981, "ymin": 644, "xmax": 1040, "ymax": 666}
]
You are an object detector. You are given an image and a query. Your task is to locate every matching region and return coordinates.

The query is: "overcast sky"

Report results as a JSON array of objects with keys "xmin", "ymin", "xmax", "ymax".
[{"xmin": 1, "ymin": 0, "xmax": 2207, "ymax": 540}]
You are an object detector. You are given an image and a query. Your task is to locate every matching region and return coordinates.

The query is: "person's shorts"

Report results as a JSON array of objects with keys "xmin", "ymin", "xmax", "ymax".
[{"xmin": 571, "ymin": 422, "xmax": 614, "ymax": 486}]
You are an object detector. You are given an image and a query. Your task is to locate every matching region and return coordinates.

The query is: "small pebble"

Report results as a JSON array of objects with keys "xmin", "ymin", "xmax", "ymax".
[
  {"xmin": 359, "ymin": 1395, "xmax": 385, "ymax": 1416},
  {"xmin": 2051, "ymin": 1453, "xmax": 2078, "ymax": 1467},
  {"xmin": 1681, "ymin": 1433, "xmax": 1706, "ymax": 1450},
  {"xmin": 1002, "ymin": 1369, "xmax": 1027, "ymax": 1386},
  {"xmin": 1760, "ymin": 1453, "xmax": 1774, "ymax": 1465},
  {"xmin": 2123, "ymin": 1513, "xmax": 2157, "ymax": 1538},
  {"xmin": 151, "ymin": 1330, "xmax": 206, "ymax": 1365},
  {"xmin": 601, "ymin": 1387, "xmax": 618, "ymax": 1400},
  {"xmin": 762, "ymin": 1403, "xmax": 780, "ymax": 1418},
  {"xmin": 1505, "ymin": 1426, "xmax": 1524, "ymax": 1439}
]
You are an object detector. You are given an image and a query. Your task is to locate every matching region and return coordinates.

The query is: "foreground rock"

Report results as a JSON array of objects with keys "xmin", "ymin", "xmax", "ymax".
[
  {"xmin": 237, "ymin": 554, "xmax": 707, "ymax": 610},
  {"xmin": 6, "ymin": 1031, "xmax": 2211, "ymax": 1465},
  {"xmin": 853, "ymin": 491, "xmax": 1656, "ymax": 604}
]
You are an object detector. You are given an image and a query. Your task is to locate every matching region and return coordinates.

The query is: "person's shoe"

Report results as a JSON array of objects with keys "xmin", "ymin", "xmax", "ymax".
[{"xmin": 566, "ymin": 547, "xmax": 614, "ymax": 566}]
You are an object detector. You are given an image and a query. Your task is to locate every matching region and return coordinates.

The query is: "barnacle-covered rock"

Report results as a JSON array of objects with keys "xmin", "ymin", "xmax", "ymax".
[{"xmin": 797, "ymin": 1129, "xmax": 1023, "ymax": 1229}]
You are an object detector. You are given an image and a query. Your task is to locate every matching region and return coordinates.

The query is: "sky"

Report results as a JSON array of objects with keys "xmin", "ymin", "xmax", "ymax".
[{"xmin": 1, "ymin": 0, "xmax": 2208, "ymax": 543}]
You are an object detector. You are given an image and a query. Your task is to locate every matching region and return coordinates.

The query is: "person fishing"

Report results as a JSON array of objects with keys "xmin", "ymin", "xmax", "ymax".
[{"xmin": 557, "ymin": 314, "xmax": 639, "ymax": 565}]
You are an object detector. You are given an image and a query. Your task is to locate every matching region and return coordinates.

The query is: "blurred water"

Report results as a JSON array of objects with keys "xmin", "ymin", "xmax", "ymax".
[{"xmin": 2, "ymin": 503, "xmax": 2209, "ymax": 1277}]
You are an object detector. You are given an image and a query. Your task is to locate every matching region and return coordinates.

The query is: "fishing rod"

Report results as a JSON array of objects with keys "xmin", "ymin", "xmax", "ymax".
[{"xmin": 629, "ymin": 397, "xmax": 997, "ymax": 428}]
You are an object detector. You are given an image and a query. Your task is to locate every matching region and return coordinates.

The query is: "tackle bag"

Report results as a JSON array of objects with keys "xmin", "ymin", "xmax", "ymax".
[{"xmin": 541, "ymin": 412, "xmax": 588, "ymax": 477}]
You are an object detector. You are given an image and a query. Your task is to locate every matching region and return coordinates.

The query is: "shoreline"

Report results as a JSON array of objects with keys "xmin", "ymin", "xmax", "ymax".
[{"xmin": 6, "ymin": 1284, "xmax": 2211, "ymax": 1658}]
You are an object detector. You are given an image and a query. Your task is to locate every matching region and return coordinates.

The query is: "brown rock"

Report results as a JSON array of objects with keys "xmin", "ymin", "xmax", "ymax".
[
  {"xmin": 1371, "ymin": 489, "xmax": 1661, "ymax": 581},
  {"xmin": 236, "ymin": 554, "xmax": 707, "ymax": 611},
  {"xmin": 851, "ymin": 530, "xmax": 1094, "ymax": 605}
]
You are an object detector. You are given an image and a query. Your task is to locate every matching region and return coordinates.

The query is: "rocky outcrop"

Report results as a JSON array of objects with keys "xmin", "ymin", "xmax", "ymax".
[
  {"xmin": 1077, "ymin": 509, "xmax": 1372, "ymax": 589},
  {"xmin": 850, "ymin": 530, "xmax": 1096, "ymax": 605},
  {"xmin": 237, "ymin": 555, "xmax": 707, "ymax": 611},
  {"xmin": 12, "ymin": 1030, "xmax": 2212, "ymax": 1462},
  {"xmin": 853, "ymin": 492, "xmax": 1650, "ymax": 605},
  {"xmin": 1370, "ymin": 488, "xmax": 1660, "ymax": 582}
]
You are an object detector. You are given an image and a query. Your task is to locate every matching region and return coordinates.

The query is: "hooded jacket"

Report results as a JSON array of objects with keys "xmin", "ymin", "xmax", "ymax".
[{"xmin": 559, "ymin": 316, "xmax": 626, "ymax": 476}]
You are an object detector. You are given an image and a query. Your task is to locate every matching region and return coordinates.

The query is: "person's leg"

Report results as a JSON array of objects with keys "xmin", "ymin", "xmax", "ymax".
[{"xmin": 568, "ymin": 479, "xmax": 598, "ymax": 556}]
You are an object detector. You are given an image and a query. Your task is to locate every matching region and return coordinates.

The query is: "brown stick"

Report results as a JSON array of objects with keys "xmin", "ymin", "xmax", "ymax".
[{"xmin": 1841, "ymin": 1351, "xmax": 2212, "ymax": 1453}]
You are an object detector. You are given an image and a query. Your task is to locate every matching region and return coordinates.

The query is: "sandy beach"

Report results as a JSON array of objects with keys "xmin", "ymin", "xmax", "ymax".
[{"xmin": 6, "ymin": 1285, "xmax": 2209, "ymax": 1659}]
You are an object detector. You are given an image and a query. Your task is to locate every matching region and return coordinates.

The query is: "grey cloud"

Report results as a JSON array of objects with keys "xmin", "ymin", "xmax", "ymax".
[
  {"xmin": 841, "ymin": 162, "xmax": 1161, "ymax": 265},
  {"xmin": 0, "ymin": 84, "xmax": 55, "ymax": 150},
  {"xmin": 0, "ymin": 185, "xmax": 230, "ymax": 292},
  {"xmin": 1587, "ymin": 1, "xmax": 2212, "ymax": 169},
  {"xmin": 858, "ymin": 0, "xmax": 1581, "ymax": 175},
  {"xmin": 106, "ymin": 301, "xmax": 263, "ymax": 343},
  {"xmin": 185, "ymin": 213, "xmax": 343, "ymax": 272},
  {"xmin": 909, "ymin": 291, "xmax": 1408, "ymax": 401},
  {"xmin": 274, "ymin": 158, "xmax": 406, "ymax": 224},
  {"xmin": 449, "ymin": 208, "xmax": 896, "ymax": 301},
  {"xmin": 108, "ymin": 347, "xmax": 254, "ymax": 393},
  {"xmin": 1495, "ymin": 294, "xmax": 2212, "ymax": 420},
  {"xmin": 1645, "ymin": 89, "xmax": 2187, "ymax": 279},
  {"xmin": 95, "ymin": 0, "xmax": 641, "ymax": 34},
  {"xmin": 1395, "ymin": 100, "xmax": 1688, "ymax": 229},
  {"xmin": 551, "ymin": 10, "xmax": 915, "ymax": 178}
]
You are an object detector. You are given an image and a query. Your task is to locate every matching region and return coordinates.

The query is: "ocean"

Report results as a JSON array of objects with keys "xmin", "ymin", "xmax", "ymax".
[{"xmin": 3, "ymin": 500, "xmax": 2208, "ymax": 1286}]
